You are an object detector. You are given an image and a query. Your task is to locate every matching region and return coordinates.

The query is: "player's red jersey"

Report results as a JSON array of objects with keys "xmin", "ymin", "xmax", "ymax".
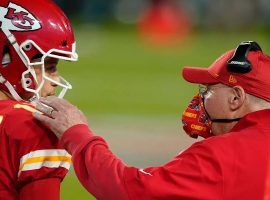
[{"xmin": 0, "ymin": 100, "xmax": 71, "ymax": 200}]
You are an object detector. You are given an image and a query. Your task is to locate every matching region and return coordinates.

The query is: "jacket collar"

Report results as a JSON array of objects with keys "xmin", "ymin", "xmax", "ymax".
[{"xmin": 231, "ymin": 109, "xmax": 270, "ymax": 132}]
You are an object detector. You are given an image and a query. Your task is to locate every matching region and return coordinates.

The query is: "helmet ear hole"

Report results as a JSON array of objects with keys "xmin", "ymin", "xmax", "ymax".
[
  {"xmin": 24, "ymin": 78, "xmax": 33, "ymax": 88},
  {"xmin": 2, "ymin": 46, "xmax": 11, "ymax": 67},
  {"xmin": 22, "ymin": 71, "xmax": 35, "ymax": 89},
  {"xmin": 23, "ymin": 43, "xmax": 32, "ymax": 51}
]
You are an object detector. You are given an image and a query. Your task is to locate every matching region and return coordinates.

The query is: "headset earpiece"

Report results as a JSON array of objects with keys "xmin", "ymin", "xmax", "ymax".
[{"xmin": 227, "ymin": 41, "xmax": 262, "ymax": 74}]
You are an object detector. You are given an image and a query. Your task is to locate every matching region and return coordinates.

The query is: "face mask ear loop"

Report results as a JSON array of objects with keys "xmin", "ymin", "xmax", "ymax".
[
  {"xmin": 201, "ymin": 94, "xmax": 242, "ymax": 123},
  {"xmin": 211, "ymin": 118, "xmax": 242, "ymax": 123},
  {"xmin": 200, "ymin": 94, "xmax": 213, "ymax": 120}
]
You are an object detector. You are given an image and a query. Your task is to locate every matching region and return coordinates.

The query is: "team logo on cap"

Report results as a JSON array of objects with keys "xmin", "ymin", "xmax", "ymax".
[
  {"xmin": 0, "ymin": 2, "xmax": 41, "ymax": 31},
  {"xmin": 229, "ymin": 75, "xmax": 237, "ymax": 84}
]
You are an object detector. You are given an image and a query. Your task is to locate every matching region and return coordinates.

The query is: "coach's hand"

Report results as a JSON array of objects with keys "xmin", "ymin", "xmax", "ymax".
[{"xmin": 33, "ymin": 96, "xmax": 88, "ymax": 139}]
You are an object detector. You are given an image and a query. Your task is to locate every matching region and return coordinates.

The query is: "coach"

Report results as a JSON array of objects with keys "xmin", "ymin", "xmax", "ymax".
[{"xmin": 34, "ymin": 41, "xmax": 270, "ymax": 199}]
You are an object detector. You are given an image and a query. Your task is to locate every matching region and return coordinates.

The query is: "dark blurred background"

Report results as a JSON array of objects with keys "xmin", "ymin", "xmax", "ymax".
[{"xmin": 55, "ymin": 0, "xmax": 270, "ymax": 28}]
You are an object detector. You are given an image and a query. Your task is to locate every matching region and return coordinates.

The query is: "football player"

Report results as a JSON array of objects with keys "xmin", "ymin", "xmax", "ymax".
[{"xmin": 0, "ymin": 0, "xmax": 78, "ymax": 199}]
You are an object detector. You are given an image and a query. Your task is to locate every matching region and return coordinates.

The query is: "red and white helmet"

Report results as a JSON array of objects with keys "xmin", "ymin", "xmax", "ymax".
[{"xmin": 0, "ymin": 0, "xmax": 78, "ymax": 102}]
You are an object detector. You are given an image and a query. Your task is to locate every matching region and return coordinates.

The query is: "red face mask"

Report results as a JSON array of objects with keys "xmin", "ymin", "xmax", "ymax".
[{"xmin": 181, "ymin": 94, "xmax": 213, "ymax": 139}]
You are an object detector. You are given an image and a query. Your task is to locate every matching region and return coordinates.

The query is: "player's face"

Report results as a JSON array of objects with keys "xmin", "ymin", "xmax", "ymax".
[
  {"xmin": 202, "ymin": 84, "xmax": 235, "ymax": 135},
  {"xmin": 35, "ymin": 57, "xmax": 60, "ymax": 97}
]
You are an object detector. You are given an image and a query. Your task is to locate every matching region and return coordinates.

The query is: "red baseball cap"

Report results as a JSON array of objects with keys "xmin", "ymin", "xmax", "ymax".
[{"xmin": 182, "ymin": 46, "xmax": 270, "ymax": 102}]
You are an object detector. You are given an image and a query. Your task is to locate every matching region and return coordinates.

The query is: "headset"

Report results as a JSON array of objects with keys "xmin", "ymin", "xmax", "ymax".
[{"xmin": 227, "ymin": 41, "xmax": 262, "ymax": 74}]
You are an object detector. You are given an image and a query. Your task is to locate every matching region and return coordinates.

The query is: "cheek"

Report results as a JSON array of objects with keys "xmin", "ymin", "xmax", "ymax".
[
  {"xmin": 44, "ymin": 78, "xmax": 54, "ymax": 87},
  {"xmin": 35, "ymin": 72, "xmax": 42, "ymax": 84},
  {"xmin": 46, "ymin": 72, "xmax": 60, "ymax": 82},
  {"xmin": 204, "ymin": 97, "xmax": 213, "ymax": 114},
  {"xmin": 203, "ymin": 92, "xmax": 214, "ymax": 111},
  {"xmin": 204, "ymin": 93, "xmax": 228, "ymax": 117}
]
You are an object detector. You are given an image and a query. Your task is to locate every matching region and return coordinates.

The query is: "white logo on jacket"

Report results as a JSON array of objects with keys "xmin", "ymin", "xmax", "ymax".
[{"xmin": 139, "ymin": 169, "xmax": 153, "ymax": 176}]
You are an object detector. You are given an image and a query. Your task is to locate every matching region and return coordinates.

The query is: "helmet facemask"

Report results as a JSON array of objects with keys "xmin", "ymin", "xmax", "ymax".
[
  {"xmin": 1, "ymin": 28, "xmax": 78, "ymax": 103},
  {"xmin": 20, "ymin": 39, "xmax": 77, "ymax": 102},
  {"xmin": 0, "ymin": 0, "xmax": 78, "ymax": 103}
]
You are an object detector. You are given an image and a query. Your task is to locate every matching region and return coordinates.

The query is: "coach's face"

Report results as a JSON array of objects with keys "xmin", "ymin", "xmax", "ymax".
[
  {"xmin": 35, "ymin": 57, "xmax": 60, "ymax": 97},
  {"xmin": 202, "ymin": 83, "xmax": 246, "ymax": 135}
]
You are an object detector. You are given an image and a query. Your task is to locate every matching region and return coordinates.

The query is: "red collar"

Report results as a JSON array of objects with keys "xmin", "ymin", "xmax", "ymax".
[{"xmin": 231, "ymin": 109, "xmax": 270, "ymax": 132}]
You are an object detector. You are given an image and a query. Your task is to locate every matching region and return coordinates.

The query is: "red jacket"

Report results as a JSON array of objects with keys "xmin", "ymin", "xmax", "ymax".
[
  {"xmin": 61, "ymin": 109, "xmax": 270, "ymax": 200},
  {"xmin": 0, "ymin": 100, "xmax": 71, "ymax": 200}
]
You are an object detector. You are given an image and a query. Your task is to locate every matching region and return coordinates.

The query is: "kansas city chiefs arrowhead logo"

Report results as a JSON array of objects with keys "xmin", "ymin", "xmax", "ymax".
[{"xmin": 0, "ymin": 2, "xmax": 41, "ymax": 31}]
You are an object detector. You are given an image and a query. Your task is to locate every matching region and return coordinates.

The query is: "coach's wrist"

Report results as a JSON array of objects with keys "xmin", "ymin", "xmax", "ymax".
[{"xmin": 60, "ymin": 124, "xmax": 94, "ymax": 154}]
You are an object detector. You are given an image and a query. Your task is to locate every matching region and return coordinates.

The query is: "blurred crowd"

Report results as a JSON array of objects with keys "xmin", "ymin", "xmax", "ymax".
[
  {"xmin": 54, "ymin": 0, "xmax": 270, "ymax": 46},
  {"xmin": 55, "ymin": 0, "xmax": 270, "ymax": 28}
]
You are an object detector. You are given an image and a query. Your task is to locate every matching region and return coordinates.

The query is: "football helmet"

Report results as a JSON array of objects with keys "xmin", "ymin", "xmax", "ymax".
[{"xmin": 0, "ymin": 0, "xmax": 78, "ymax": 102}]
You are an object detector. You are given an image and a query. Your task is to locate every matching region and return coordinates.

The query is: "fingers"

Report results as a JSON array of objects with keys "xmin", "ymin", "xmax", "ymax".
[
  {"xmin": 33, "ymin": 111, "xmax": 54, "ymax": 125},
  {"xmin": 35, "ymin": 102, "xmax": 57, "ymax": 118},
  {"xmin": 39, "ymin": 96, "xmax": 72, "ymax": 112},
  {"xmin": 39, "ymin": 96, "xmax": 63, "ymax": 111},
  {"xmin": 33, "ymin": 112, "xmax": 63, "ymax": 139}
]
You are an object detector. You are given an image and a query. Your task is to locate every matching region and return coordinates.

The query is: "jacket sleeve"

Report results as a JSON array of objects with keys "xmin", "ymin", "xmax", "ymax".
[
  {"xmin": 61, "ymin": 125, "xmax": 129, "ymax": 200},
  {"xmin": 61, "ymin": 125, "xmax": 223, "ymax": 200}
]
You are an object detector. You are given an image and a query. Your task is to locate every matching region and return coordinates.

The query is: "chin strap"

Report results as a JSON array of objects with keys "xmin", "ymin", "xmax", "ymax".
[
  {"xmin": 0, "ymin": 74, "xmax": 23, "ymax": 101},
  {"xmin": 1, "ymin": 29, "xmax": 35, "ymax": 101}
]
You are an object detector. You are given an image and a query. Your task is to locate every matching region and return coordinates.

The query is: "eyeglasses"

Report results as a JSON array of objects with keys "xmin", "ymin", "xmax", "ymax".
[
  {"xmin": 198, "ymin": 84, "xmax": 231, "ymax": 96},
  {"xmin": 227, "ymin": 41, "xmax": 262, "ymax": 74},
  {"xmin": 198, "ymin": 84, "xmax": 208, "ymax": 95}
]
